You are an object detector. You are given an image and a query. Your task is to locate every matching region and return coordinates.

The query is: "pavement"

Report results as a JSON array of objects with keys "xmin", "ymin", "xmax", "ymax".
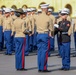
[{"xmin": 0, "ymin": 34, "xmax": 76, "ymax": 75}]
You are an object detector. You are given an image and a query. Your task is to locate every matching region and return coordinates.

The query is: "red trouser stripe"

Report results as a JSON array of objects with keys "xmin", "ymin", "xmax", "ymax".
[
  {"xmin": 48, "ymin": 38, "xmax": 50, "ymax": 51},
  {"xmin": 22, "ymin": 38, "xmax": 26, "ymax": 69},
  {"xmin": 44, "ymin": 51, "xmax": 48, "ymax": 70},
  {"xmin": 44, "ymin": 38, "xmax": 50, "ymax": 70}
]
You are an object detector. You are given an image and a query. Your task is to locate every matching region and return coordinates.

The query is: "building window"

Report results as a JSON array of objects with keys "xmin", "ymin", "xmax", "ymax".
[
  {"xmin": 11, "ymin": 5, "xmax": 17, "ymax": 10},
  {"xmin": 22, "ymin": 5, "xmax": 28, "ymax": 9},
  {"xmin": 65, "ymin": 4, "xmax": 72, "ymax": 15},
  {"xmin": 1, "ymin": 5, "xmax": 6, "ymax": 9}
]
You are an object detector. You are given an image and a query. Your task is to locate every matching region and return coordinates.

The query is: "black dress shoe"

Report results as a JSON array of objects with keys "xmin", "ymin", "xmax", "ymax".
[
  {"xmin": 0, "ymin": 49, "xmax": 3, "ymax": 51},
  {"xmin": 72, "ymin": 55, "xmax": 76, "ymax": 57},
  {"xmin": 48, "ymin": 55, "xmax": 51, "ymax": 57},
  {"xmin": 41, "ymin": 70, "xmax": 50, "ymax": 72},
  {"xmin": 4, "ymin": 53, "xmax": 8, "ymax": 55},
  {"xmin": 17, "ymin": 68, "xmax": 27, "ymax": 71},
  {"xmin": 64, "ymin": 68, "xmax": 70, "ymax": 71},
  {"xmin": 38, "ymin": 70, "xmax": 42, "ymax": 72},
  {"xmin": 59, "ymin": 68, "xmax": 64, "ymax": 70},
  {"xmin": 8, "ymin": 54, "xmax": 12, "ymax": 55},
  {"xmin": 25, "ymin": 54, "xmax": 29, "ymax": 56},
  {"xmin": 56, "ymin": 54, "xmax": 60, "ymax": 56}
]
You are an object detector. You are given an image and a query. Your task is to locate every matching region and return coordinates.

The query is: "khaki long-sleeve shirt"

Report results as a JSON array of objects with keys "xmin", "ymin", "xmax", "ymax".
[
  {"xmin": 27, "ymin": 15, "xmax": 35, "ymax": 34},
  {"xmin": 67, "ymin": 16, "xmax": 72, "ymax": 35},
  {"xmin": 49, "ymin": 14, "xmax": 56, "ymax": 36},
  {"xmin": 13, "ymin": 17, "xmax": 26, "ymax": 37},
  {"xmin": 3, "ymin": 16, "xmax": 13, "ymax": 32},
  {"xmin": 49, "ymin": 14, "xmax": 55, "ymax": 25},
  {"xmin": 73, "ymin": 19, "xmax": 76, "ymax": 32},
  {"xmin": 0, "ymin": 14, "xmax": 4, "ymax": 26},
  {"xmin": 35, "ymin": 11, "xmax": 53, "ymax": 34}
]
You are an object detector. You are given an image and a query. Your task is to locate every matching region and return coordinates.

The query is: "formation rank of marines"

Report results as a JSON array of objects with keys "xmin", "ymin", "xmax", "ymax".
[{"xmin": 0, "ymin": 3, "xmax": 76, "ymax": 72}]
